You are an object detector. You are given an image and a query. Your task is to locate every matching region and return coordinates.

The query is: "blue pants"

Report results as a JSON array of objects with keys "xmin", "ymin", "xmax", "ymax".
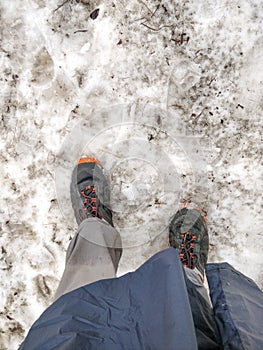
[{"xmin": 20, "ymin": 219, "xmax": 263, "ymax": 349}]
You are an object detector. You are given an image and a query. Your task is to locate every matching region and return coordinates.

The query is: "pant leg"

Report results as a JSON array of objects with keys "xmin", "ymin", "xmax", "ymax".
[
  {"xmin": 185, "ymin": 268, "xmax": 212, "ymax": 306},
  {"xmin": 184, "ymin": 267, "xmax": 222, "ymax": 349},
  {"xmin": 206, "ymin": 262, "xmax": 263, "ymax": 350},
  {"xmin": 20, "ymin": 248, "xmax": 199, "ymax": 350},
  {"xmin": 54, "ymin": 217, "xmax": 122, "ymax": 300}
]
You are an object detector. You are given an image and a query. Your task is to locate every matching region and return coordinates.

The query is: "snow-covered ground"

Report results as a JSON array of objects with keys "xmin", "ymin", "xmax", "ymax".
[{"xmin": 0, "ymin": 0, "xmax": 262, "ymax": 348}]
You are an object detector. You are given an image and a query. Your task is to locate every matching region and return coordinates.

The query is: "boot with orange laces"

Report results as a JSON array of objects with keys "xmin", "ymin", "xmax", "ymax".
[
  {"xmin": 70, "ymin": 157, "xmax": 114, "ymax": 227},
  {"xmin": 169, "ymin": 206, "xmax": 209, "ymax": 280}
]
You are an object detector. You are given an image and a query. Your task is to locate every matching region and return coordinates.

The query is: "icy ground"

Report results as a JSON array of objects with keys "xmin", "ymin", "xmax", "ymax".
[{"xmin": 0, "ymin": 0, "xmax": 262, "ymax": 349}]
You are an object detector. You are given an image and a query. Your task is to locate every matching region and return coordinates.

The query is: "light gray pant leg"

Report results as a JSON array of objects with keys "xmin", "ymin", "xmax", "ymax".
[
  {"xmin": 54, "ymin": 218, "xmax": 122, "ymax": 300},
  {"xmin": 184, "ymin": 267, "xmax": 221, "ymax": 347},
  {"xmin": 185, "ymin": 267, "xmax": 212, "ymax": 306}
]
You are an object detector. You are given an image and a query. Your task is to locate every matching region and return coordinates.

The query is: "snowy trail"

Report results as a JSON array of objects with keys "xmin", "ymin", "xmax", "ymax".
[{"xmin": 0, "ymin": 1, "xmax": 262, "ymax": 348}]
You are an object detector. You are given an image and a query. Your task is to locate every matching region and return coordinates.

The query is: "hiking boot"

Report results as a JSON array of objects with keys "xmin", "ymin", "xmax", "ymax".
[
  {"xmin": 169, "ymin": 207, "xmax": 209, "ymax": 278},
  {"xmin": 70, "ymin": 157, "xmax": 113, "ymax": 226}
]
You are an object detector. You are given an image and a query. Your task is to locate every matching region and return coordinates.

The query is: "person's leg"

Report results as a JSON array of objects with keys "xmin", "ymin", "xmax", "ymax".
[
  {"xmin": 169, "ymin": 207, "xmax": 221, "ymax": 349},
  {"xmin": 206, "ymin": 262, "xmax": 263, "ymax": 350},
  {"xmin": 55, "ymin": 217, "xmax": 122, "ymax": 300},
  {"xmin": 184, "ymin": 267, "xmax": 221, "ymax": 349},
  {"xmin": 185, "ymin": 268, "xmax": 212, "ymax": 306},
  {"xmin": 55, "ymin": 157, "xmax": 122, "ymax": 300}
]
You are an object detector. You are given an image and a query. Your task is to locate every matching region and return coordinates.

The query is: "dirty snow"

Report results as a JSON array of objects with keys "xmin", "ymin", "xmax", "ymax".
[{"xmin": 0, "ymin": 0, "xmax": 262, "ymax": 349}]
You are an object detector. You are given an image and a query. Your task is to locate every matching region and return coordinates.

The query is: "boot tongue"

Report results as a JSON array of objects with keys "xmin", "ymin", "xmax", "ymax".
[
  {"xmin": 180, "ymin": 211, "xmax": 199, "ymax": 232},
  {"xmin": 76, "ymin": 163, "xmax": 97, "ymax": 184}
]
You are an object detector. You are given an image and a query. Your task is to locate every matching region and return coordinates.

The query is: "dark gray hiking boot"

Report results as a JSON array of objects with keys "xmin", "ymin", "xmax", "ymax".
[
  {"xmin": 70, "ymin": 157, "xmax": 113, "ymax": 226},
  {"xmin": 169, "ymin": 207, "xmax": 209, "ymax": 278}
]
